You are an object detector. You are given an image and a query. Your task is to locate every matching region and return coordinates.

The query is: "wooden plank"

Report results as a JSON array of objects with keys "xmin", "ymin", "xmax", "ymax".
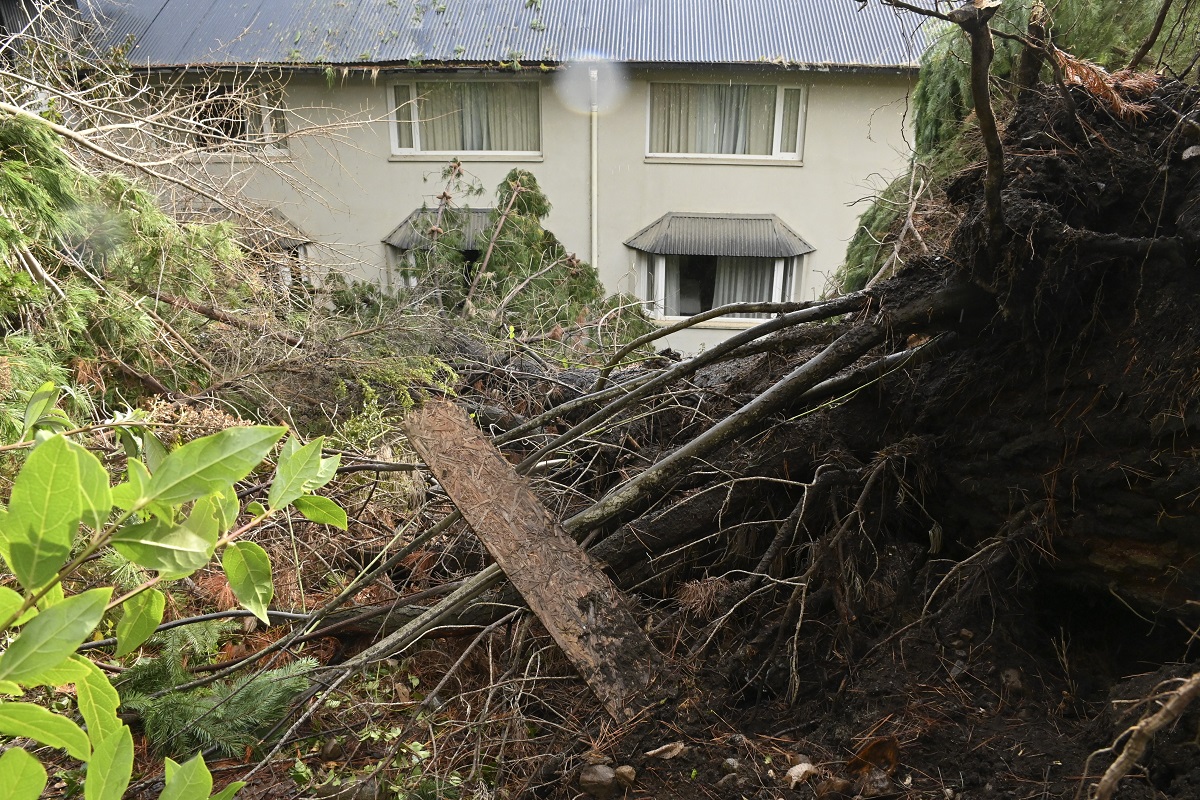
[{"xmin": 404, "ymin": 400, "xmax": 667, "ymax": 721}]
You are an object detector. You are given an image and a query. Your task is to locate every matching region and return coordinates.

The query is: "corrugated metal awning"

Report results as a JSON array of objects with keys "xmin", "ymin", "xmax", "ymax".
[
  {"xmin": 383, "ymin": 207, "xmax": 494, "ymax": 251},
  {"xmin": 624, "ymin": 212, "xmax": 814, "ymax": 258}
]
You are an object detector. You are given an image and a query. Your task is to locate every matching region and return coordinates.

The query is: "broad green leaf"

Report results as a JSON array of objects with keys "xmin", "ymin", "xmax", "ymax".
[
  {"xmin": 145, "ymin": 426, "xmax": 286, "ymax": 505},
  {"xmin": 292, "ymin": 495, "xmax": 348, "ymax": 530},
  {"xmin": 142, "ymin": 430, "xmax": 169, "ymax": 473},
  {"xmin": 0, "ymin": 680, "xmax": 24, "ymax": 696},
  {"xmin": 111, "ymin": 459, "xmax": 151, "ymax": 510},
  {"xmin": 112, "ymin": 521, "xmax": 213, "ymax": 579},
  {"xmin": 245, "ymin": 501, "xmax": 266, "ymax": 516},
  {"xmin": 160, "ymin": 754, "xmax": 213, "ymax": 800},
  {"xmin": 0, "ymin": 585, "xmax": 29, "ymax": 626},
  {"xmin": 75, "ymin": 657, "xmax": 121, "ymax": 744},
  {"xmin": 2, "ymin": 436, "xmax": 82, "ymax": 591},
  {"xmin": 20, "ymin": 657, "xmax": 87, "ymax": 689},
  {"xmin": 210, "ymin": 781, "xmax": 246, "ymax": 800},
  {"xmin": 0, "ymin": 589, "xmax": 111, "ymax": 684},
  {"xmin": 21, "ymin": 382, "xmax": 60, "ymax": 441},
  {"xmin": 221, "ymin": 542, "xmax": 273, "ymax": 624},
  {"xmin": 68, "ymin": 438, "xmax": 112, "ymax": 530},
  {"xmin": 36, "ymin": 581, "xmax": 64, "ymax": 610},
  {"xmin": 85, "ymin": 725, "xmax": 133, "ymax": 800},
  {"xmin": 114, "ymin": 588, "xmax": 165, "ymax": 657},
  {"xmin": 268, "ymin": 437, "xmax": 338, "ymax": 510},
  {"xmin": 184, "ymin": 496, "xmax": 222, "ymax": 547},
  {"xmin": 205, "ymin": 487, "xmax": 240, "ymax": 533},
  {"xmin": 0, "ymin": 746, "xmax": 47, "ymax": 800},
  {"xmin": 0, "ymin": 702, "xmax": 90, "ymax": 760},
  {"xmin": 165, "ymin": 757, "xmax": 180, "ymax": 782}
]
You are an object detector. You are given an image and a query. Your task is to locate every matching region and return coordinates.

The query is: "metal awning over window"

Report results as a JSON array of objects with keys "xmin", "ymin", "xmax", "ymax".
[
  {"xmin": 383, "ymin": 207, "xmax": 494, "ymax": 251},
  {"xmin": 624, "ymin": 212, "xmax": 814, "ymax": 258}
]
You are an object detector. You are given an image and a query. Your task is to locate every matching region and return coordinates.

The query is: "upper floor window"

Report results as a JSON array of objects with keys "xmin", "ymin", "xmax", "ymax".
[
  {"xmin": 391, "ymin": 81, "xmax": 541, "ymax": 154},
  {"xmin": 647, "ymin": 83, "xmax": 805, "ymax": 159},
  {"xmin": 189, "ymin": 85, "xmax": 288, "ymax": 153}
]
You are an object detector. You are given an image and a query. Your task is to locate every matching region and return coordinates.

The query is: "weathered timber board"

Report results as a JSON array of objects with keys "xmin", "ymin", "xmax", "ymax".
[{"xmin": 404, "ymin": 400, "xmax": 666, "ymax": 721}]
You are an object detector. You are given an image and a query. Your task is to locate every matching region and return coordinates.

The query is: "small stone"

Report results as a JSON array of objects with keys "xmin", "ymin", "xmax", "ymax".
[
  {"xmin": 1000, "ymin": 667, "xmax": 1023, "ymax": 694},
  {"xmin": 814, "ymin": 777, "xmax": 853, "ymax": 799},
  {"xmin": 614, "ymin": 765, "xmax": 636, "ymax": 788},
  {"xmin": 959, "ymin": 628, "xmax": 974, "ymax": 640},
  {"xmin": 954, "ymin": 648, "xmax": 968, "ymax": 658},
  {"xmin": 716, "ymin": 773, "xmax": 743, "ymax": 788},
  {"xmin": 856, "ymin": 766, "xmax": 891, "ymax": 798},
  {"xmin": 319, "ymin": 738, "xmax": 345, "ymax": 761},
  {"xmin": 722, "ymin": 758, "xmax": 741, "ymax": 774},
  {"xmin": 579, "ymin": 764, "xmax": 618, "ymax": 799},
  {"xmin": 949, "ymin": 659, "xmax": 966, "ymax": 678}
]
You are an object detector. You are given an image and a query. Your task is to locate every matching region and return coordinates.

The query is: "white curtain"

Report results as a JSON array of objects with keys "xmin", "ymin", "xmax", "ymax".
[
  {"xmin": 714, "ymin": 257, "xmax": 774, "ymax": 316},
  {"xmin": 663, "ymin": 256, "xmax": 681, "ymax": 316},
  {"xmin": 650, "ymin": 83, "xmax": 775, "ymax": 155},
  {"xmin": 417, "ymin": 82, "xmax": 539, "ymax": 151}
]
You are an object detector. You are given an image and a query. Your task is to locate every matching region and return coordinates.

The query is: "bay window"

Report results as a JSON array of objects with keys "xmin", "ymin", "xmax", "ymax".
[
  {"xmin": 648, "ymin": 82, "xmax": 806, "ymax": 159},
  {"xmin": 644, "ymin": 254, "xmax": 796, "ymax": 319},
  {"xmin": 391, "ymin": 81, "xmax": 541, "ymax": 154}
]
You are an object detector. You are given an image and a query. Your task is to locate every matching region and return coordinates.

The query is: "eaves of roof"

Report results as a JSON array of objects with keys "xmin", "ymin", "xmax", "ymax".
[{"xmin": 82, "ymin": 0, "xmax": 927, "ymax": 73}]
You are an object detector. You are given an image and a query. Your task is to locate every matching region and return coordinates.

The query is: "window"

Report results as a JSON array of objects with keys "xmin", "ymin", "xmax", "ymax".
[
  {"xmin": 647, "ymin": 83, "xmax": 806, "ymax": 159},
  {"xmin": 644, "ymin": 254, "xmax": 796, "ymax": 318},
  {"xmin": 189, "ymin": 86, "xmax": 288, "ymax": 153},
  {"xmin": 391, "ymin": 81, "xmax": 541, "ymax": 154}
]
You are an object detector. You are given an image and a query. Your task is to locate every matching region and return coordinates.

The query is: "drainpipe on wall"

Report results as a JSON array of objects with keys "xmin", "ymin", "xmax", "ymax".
[{"xmin": 589, "ymin": 67, "xmax": 599, "ymax": 269}]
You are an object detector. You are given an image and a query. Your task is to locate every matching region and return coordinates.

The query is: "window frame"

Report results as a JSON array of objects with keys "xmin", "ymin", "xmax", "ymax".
[
  {"xmin": 640, "ymin": 252, "xmax": 799, "ymax": 321},
  {"xmin": 388, "ymin": 77, "xmax": 544, "ymax": 158},
  {"xmin": 188, "ymin": 84, "xmax": 289, "ymax": 156},
  {"xmin": 644, "ymin": 81, "xmax": 808, "ymax": 162}
]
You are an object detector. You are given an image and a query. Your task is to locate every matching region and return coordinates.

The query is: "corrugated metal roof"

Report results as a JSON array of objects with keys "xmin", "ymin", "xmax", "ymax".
[
  {"xmin": 80, "ymin": 0, "xmax": 925, "ymax": 70},
  {"xmin": 624, "ymin": 212, "xmax": 814, "ymax": 258},
  {"xmin": 383, "ymin": 207, "xmax": 494, "ymax": 251}
]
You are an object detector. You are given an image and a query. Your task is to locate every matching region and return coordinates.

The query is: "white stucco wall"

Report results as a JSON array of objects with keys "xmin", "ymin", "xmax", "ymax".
[{"xmin": 210, "ymin": 65, "xmax": 914, "ymax": 352}]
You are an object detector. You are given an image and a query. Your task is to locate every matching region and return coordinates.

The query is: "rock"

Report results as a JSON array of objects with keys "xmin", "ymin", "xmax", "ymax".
[
  {"xmin": 579, "ymin": 764, "xmax": 618, "ymax": 799},
  {"xmin": 855, "ymin": 766, "xmax": 892, "ymax": 798},
  {"xmin": 722, "ymin": 758, "xmax": 740, "ymax": 774},
  {"xmin": 786, "ymin": 762, "xmax": 820, "ymax": 788},
  {"xmin": 1000, "ymin": 667, "xmax": 1023, "ymax": 693},
  {"xmin": 715, "ymin": 773, "xmax": 744, "ymax": 789},
  {"xmin": 814, "ymin": 777, "xmax": 854, "ymax": 799},
  {"xmin": 319, "ymin": 738, "xmax": 345, "ymax": 761},
  {"xmin": 614, "ymin": 765, "xmax": 636, "ymax": 788}
]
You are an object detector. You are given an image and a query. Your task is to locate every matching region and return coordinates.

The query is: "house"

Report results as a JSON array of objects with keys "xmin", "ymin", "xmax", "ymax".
[{"xmin": 81, "ymin": 0, "xmax": 925, "ymax": 352}]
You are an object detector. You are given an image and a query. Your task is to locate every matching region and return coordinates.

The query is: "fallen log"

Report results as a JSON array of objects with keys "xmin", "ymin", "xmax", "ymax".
[{"xmin": 404, "ymin": 400, "xmax": 671, "ymax": 721}]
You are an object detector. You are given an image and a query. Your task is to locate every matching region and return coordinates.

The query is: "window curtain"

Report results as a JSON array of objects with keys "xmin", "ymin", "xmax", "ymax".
[
  {"xmin": 713, "ymin": 257, "xmax": 774, "ymax": 316},
  {"xmin": 663, "ymin": 256, "xmax": 681, "ymax": 316},
  {"xmin": 650, "ymin": 83, "xmax": 775, "ymax": 155},
  {"xmin": 417, "ymin": 82, "xmax": 539, "ymax": 151}
]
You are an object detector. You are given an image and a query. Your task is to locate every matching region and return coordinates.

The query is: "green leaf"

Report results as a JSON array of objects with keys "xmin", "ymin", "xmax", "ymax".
[
  {"xmin": 111, "ymin": 459, "xmax": 151, "ymax": 510},
  {"xmin": 160, "ymin": 754, "xmax": 213, "ymax": 800},
  {"xmin": 0, "ymin": 589, "xmax": 111, "ymax": 684},
  {"xmin": 0, "ymin": 680, "xmax": 24, "ymax": 696},
  {"xmin": 21, "ymin": 382, "xmax": 60, "ymax": 441},
  {"xmin": 146, "ymin": 426, "xmax": 286, "ymax": 505},
  {"xmin": 0, "ymin": 702, "xmax": 90, "ymax": 760},
  {"xmin": 20, "ymin": 657, "xmax": 87, "ymax": 689},
  {"xmin": 75, "ymin": 657, "xmax": 121, "ymax": 744},
  {"xmin": 210, "ymin": 781, "xmax": 246, "ymax": 800},
  {"xmin": 0, "ymin": 746, "xmax": 47, "ymax": 800},
  {"xmin": 0, "ymin": 585, "xmax": 29, "ymax": 626},
  {"xmin": 268, "ymin": 437, "xmax": 326, "ymax": 510},
  {"xmin": 184, "ymin": 496, "xmax": 222, "ymax": 548},
  {"xmin": 114, "ymin": 588, "xmax": 165, "ymax": 657},
  {"xmin": 85, "ymin": 725, "xmax": 133, "ymax": 800},
  {"xmin": 221, "ymin": 542, "xmax": 273, "ymax": 624},
  {"xmin": 164, "ymin": 757, "xmax": 180, "ymax": 782},
  {"xmin": 245, "ymin": 500, "xmax": 266, "ymax": 517},
  {"xmin": 0, "ymin": 437, "xmax": 110, "ymax": 591},
  {"xmin": 111, "ymin": 520, "xmax": 213, "ymax": 579},
  {"xmin": 292, "ymin": 495, "xmax": 348, "ymax": 530},
  {"xmin": 141, "ymin": 430, "xmax": 169, "ymax": 473}
]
